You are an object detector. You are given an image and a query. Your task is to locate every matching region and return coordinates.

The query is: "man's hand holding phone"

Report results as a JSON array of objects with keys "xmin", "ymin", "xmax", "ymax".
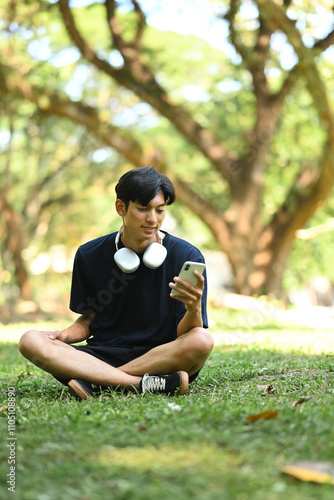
[{"xmin": 169, "ymin": 261, "xmax": 205, "ymax": 311}]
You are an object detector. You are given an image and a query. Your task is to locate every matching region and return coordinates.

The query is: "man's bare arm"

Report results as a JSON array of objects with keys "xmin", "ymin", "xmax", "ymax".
[
  {"xmin": 49, "ymin": 314, "xmax": 95, "ymax": 344},
  {"xmin": 169, "ymin": 270, "xmax": 205, "ymax": 337}
]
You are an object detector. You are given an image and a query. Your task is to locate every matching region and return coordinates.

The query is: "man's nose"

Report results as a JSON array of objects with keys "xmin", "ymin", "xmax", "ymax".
[{"xmin": 146, "ymin": 210, "xmax": 157, "ymax": 223}]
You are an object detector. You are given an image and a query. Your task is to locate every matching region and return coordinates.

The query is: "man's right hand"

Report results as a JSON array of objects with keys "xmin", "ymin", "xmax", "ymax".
[
  {"xmin": 40, "ymin": 330, "xmax": 62, "ymax": 341},
  {"xmin": 48, "ymin": 330, "xmax": 61, "ymax": 340}
]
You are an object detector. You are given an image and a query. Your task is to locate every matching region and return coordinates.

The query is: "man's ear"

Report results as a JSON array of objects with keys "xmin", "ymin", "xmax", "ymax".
[{"xmin": 115, "ymin": 199, "xmax": 126, "ymax": 216}]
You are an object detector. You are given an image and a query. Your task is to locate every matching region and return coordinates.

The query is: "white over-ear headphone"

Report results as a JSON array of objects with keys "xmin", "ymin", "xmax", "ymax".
[{"xmin": 114, "ymin": 226, "xmax": 167, "ymax": 273}]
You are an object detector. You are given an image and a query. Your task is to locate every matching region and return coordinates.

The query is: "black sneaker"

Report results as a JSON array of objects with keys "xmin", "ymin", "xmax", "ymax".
[
  {"xmin": 68, "ymin": 379, "xmax": 105, "ymax": 400},
  {"xmin": 140, "ymin": 371, "xmax": 188, "ymax": 396}
]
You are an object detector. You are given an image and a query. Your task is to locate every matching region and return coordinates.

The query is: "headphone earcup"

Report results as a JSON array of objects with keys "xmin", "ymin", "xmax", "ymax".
[
  {"xmin": 114, "ymin": 247, "xmax": 140, "ymax": 273},
  {"xmin": 143, "ymin": 242, "xmax": 167, "ymax": 269}
]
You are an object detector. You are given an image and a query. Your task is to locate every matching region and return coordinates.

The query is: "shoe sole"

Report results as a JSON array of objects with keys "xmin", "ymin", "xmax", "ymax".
[
  {"xmin": 68, "ymin": 379, "xmax": 90, "ymax": 400},
  {"xmin": 177, "ymin": 371, "xmax": 189, "ymax": 395}
]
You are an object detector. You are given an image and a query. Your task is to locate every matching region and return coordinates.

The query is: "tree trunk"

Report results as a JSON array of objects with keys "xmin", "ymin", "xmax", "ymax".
[
  {"xmin": 235, "ymin": 226, "xmax": 294, "ymax": 297},
  {"xmin": 0, "ymin": 191, "xmax": 31, "ymax": 299}
]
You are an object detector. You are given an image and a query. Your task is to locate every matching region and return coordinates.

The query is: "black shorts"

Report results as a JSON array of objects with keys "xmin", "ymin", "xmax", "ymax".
[{"xmin": 55, "ymin": 343, "xmax": 200, "ymax": 386}]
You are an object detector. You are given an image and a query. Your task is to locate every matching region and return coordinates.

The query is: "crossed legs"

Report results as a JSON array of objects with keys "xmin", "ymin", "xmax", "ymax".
[{"xmin": 18, "ymin": 328, "xmax": 214, "ymax": 391}]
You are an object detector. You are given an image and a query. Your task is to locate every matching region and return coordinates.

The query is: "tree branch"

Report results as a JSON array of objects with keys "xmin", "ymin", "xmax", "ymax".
[
  {"xmin": 23, "ymin": 132, "xmax": 89, "ymax": 220},
  {"xmin": 229, "ymin": 0, "xmax": 333, "ymax": 179},
  {"xmin": 168, "ymin": 174, "xmax": 233, "ymax": 258},
  {"xmin": 254, "ymin": 0, "xmax": 334, "ymax": 243},
  {"xmin": 131, "ymin": 0, "xmax": 146, "ymax": 48},
  {"xmin": 40, "ymin": 193, "xmax": 74, "ymax": 210},
  {"xmin": 0, "ymin": 66, "xmax": 150, "ymax": 166},
  {"xmin": 225, "ymin": 0, "xmax": 273, "ymax": 99},
  {"xmin": 313, "ymin": 28, "xmax": 334, "ymax": 53},
  {"xmin": 296, "ymin": 219, "xmax": 334, "ymax": 240},
  {"xmin": 105, "ymin": 0, "xmax": 126, "ymax": 54},
  {"xmin": 225, "ymin": 0, "xmax": 290, "ymax": 192},
  {"xmin": 265, "ymin": 146, "xmax": 334, "ymax": 262},
  {"xmin": 256, "ymin": 0, "xmax": 334, "ymax": 140},
  {"xmin": 105, "ymin": 0, "xmax": 147, "ymax": 72},
  {"xmin": 57, "ymin": 0, "xmax": 236, "ymax": 183},
  {"xmin": 105, "ymin": 0, "xmax": 146, "ymax": 53}
]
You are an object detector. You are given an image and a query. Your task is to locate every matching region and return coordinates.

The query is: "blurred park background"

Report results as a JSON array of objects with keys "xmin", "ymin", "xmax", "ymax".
[{"xmin": 1, "ymin": 0, "xmax": 334, "ymax": 327}]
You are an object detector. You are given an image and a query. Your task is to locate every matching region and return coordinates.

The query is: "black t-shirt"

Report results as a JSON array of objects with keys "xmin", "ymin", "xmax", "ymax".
[{"xmin": 69, "ymin": 231, "xmax": 208, "ymax": 348}]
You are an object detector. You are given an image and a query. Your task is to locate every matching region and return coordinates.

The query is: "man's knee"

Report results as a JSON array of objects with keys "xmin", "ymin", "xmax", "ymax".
[
  {"xmin": 195, "ymin": 327, "xmax": 214, "ymax": 355},
  {"xmin": 18, "ymin": 330, "xmax": 49, "ymax": 367},
  {"xmin": 184, "ymin": 327, "xmax": 214, "ymax": 358},
  {"xmin": 19, "ymin": 330, "xmax": 37, "ymax": 356}
]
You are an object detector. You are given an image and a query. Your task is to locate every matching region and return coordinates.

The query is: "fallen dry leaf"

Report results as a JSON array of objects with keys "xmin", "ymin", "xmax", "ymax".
[
  {"xmin": 246, "ymin": 410, "xmax": 279, "ymax": 421},
  {"xmin": 257, "ymin": 384, "xmax": 276, "ymax": 397},
  {"xmin": 292, "ymin": 396, "xmax": 312, "ymax": 407},
  {"xmin": 282, "ymin": 461, "xmax": 334, "ymax": 484}
]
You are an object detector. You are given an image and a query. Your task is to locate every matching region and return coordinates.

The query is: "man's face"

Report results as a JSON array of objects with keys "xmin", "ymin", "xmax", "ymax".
[{"xmin": 119, "ymin": 191, "xmax": 166, "ymax": 243}]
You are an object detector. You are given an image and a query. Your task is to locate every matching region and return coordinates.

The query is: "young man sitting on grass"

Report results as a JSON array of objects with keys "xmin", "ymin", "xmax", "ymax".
[{"xmin": 19, "ymin": 167, "xmax": 213, "ymax": 399}]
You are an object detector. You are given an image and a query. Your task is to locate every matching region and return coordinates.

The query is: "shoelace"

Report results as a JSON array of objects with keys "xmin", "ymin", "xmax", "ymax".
[
  {"xmin": 90, "ymin": 383, "xmax": 104, "ymax": 392},
  {"xmin": 142, "ymin": 374, "xmax": 166, "ymax": 392}
]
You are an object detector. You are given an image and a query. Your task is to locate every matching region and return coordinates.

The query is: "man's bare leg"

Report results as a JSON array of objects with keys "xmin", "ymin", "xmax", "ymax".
[
  {"xmin": 119, "ymin": 327, "xmax": 214, "ymax": 377},
  {"xmin": 18, "ymin": 330, "xmax": 142, "ymax": 389}
]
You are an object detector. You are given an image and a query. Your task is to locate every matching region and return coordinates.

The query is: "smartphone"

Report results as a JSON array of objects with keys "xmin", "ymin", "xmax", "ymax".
[{"xmin": 171, "ymin": 261, "xmax": 206, "ymax": 296}]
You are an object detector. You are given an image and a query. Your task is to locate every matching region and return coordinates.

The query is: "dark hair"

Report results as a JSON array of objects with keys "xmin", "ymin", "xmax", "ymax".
[{"xmin": 115, "ymin": 167, "xmax": 175, "ymax": 209}]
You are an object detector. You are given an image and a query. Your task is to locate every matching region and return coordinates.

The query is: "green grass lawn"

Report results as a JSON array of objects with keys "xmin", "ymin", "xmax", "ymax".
[{"xmin": 1, "ymin": 309, "xmax": 334, "ymax": 500}]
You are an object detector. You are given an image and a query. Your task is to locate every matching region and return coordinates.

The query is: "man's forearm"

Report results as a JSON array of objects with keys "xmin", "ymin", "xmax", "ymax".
[
  {"xmin": 58, "ymin": 314, "xmax": 95, "ymax": 344},
  {"xmin": 177, "ymin": 308, "xmax": 203, "ymax": 337}
]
